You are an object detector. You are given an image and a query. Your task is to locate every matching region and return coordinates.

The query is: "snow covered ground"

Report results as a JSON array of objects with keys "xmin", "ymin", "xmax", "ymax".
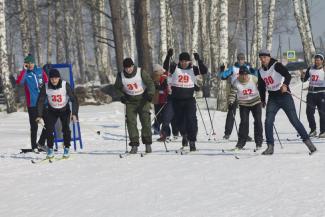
[{"xmin": 0, "ymin": 82, "xmax": 324, "ymax": 217}]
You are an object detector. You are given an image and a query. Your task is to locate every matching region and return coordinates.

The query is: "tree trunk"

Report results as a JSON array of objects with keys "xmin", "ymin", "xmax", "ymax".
[
  {"xmin": 125, "ymin": 0, "xmax": 135, "ymax": 60},
  {"xmin": 209, "ymin": 0, "xmax": 220, "ymax": 72},
  {"xmin": 181, "ymin": 0, "xmax": 192, "ymax": 52},
  {"xmin": 250, "ymin": 0, "xmax": 257, "ymax": 67},
  {"xmin": 134, "ymin": 0, "xmax": 153, "ymax": 73},
  {"xmin": 32, "ymin": 0, "xmax": 42, "ymax": 65},
  {"xmin": 217, "ymin": 0, "xmax": 229, "ymax": 111},
  {"xmin": 47, "ymin": 0, "xmax": 52, "ymax": 63},
  {"xmin": 159, "ymin": 0, "xmax": 167, "ymax": 64},
  {"xmin": 200, "ymin": 0, "xmax": 210, "ymax": 68},
  {"xmin": 191, "ymin": 0, "xmax": 200, "ymax": 53},
  {"xmin": 73, "ymin": 0, "xmax": 87, "ymax": 83},
  {"xmin": 62, "ymin": 0, "xmax": 71, "ymax": 63},
  {"xmin": 0, "ymin": 0, "xmax": 17, "ymax": 113},
  {"xmin": 266, "ymin": 0, "xmax": 276, "ymax": 52},
  {"xmin": 292, "ymin": 0, "xmax": 311, "ymax": 64},
  {"xmin": 55, "ymin": 0, "xmax": 65, "ymax": 63},
  {"xmin": 110, "ymin": 0, "xmax": 124, "ymax": 73},
  {"xmin": 18, "ymin": 0, "xmax": 30, "ymax": 56},
  {"xmin": 256, "ymin": 0, "xmax": 263, "ymax": 67},
  {"xmin": 300, "ymin": 0, "xmax": 315, "ymax": 58}
]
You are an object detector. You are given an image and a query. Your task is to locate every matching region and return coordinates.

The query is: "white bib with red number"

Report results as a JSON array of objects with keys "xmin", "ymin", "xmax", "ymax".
[
  {"xmin": 121, "ymin": 68, "xmax": 146, "ymax": 96},
  {"xmin": 171, "ymin": 67, "xmax": 196, "ymax": 88},
  {"xmin": 46, "ymin": 80, "xmax": 69, "ymax": 109},
  {"xmin": 259, "ymin": 62, "xmax": 284, "ymax": 91},
  {"xmin": 230, "ymin": 66, "xmax": 240, "ymax": 84},
  {"xmin": 309, "ymin": 68, "xmax": 325, "ymax": 87},
  {"xmin": 234, "ymin": 75, "xmax": 260, "ymax": 101}
]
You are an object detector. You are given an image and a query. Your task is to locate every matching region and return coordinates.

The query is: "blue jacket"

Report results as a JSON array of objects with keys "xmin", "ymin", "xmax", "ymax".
[
  {"xmin": 219, "ymin": 62, "xmax": 257, "ymax": 79},
  {"xmin": 16, "ymin": 67, "xmax": 48, "ymax": 107}
]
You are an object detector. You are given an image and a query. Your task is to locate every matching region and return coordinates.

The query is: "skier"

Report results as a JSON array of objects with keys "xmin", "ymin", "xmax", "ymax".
[
  {"xmin": 219, "ymin": 53, "xmax": 255, "ymax": 140},
  {"xmin": 257, "ymin": 49, "xmax": 317, "ymax": 155},
  {"xmin": 228, "ymin": 66, "xmax": 263, "ymax": 150},
  {"xmin": 163, "ymin": 49, "xmax": 208, "ymax": 151},
  {"xmin": 16, "ymin": 54, "xmax": 48, "ymax": 153},
  {"xmin": 36, "ymin": 68, "xmax": 79, "ymax": 159},
  {"xmin": 114, "ymin": 58, "xmax": 155, "ymax": 154},
  {"xmin": 151, "ymin": 64, "xmax": 179, "ymax": 142},
  {"xmin": 300, "ymin": 53, "xmax": 325, "ymax": 138}
]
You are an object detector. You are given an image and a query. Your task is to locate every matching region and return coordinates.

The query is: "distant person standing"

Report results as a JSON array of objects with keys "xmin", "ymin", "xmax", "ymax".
[{"xmin": 16, "ymin": 54, "xmax": 48, "ymax": 153}]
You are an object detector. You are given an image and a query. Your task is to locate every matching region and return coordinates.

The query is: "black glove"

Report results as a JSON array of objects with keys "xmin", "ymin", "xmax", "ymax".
[
  {"xmin": 220, "ymin": 64, "xmax": 225, "ymax": 72},
  {"xmin": 193, "ymin": 53, "xmax": 200, "ymax": 61},
  {"xmin": 228, "ymin": 103, "xmax": 235, "ymax": 110},
  {"xmin": 120, "ymin": 96, "xmax": 127, "ymax": 104},
  {"xmin": 167, "ymin": 48, "xmax": 173, "ymax": 57}
]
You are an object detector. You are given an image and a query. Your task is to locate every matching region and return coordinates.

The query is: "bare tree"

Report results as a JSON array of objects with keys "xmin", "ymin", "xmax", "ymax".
[
  {"xmin": 18, "ymin": 0, "xmax": 30, "ymax": 56},
  {"xmin": 125, "ymin": 0, "xmax": 135, "ymax": 60},
  {"xmin": 55, "ymin": 0, "xmax": 65, "ymax": 63},
  {"xmin": 134, "ymin": 0, "xmax": 153, "ymax": 73},
  {"xmin": 159, "ymin": 0, "xmax": 167, "ymax": 63},
  {"xmin": 0, "ymin": 0, "xmax": 17, "ymax": 113},
  {"xmin": 192, "ymin": 0, "xmax": 199, "ymax": 52},
  {"xmin": 110, "ymin": 0, "xmax": 125, "ymax": 73},
  {"xmin": 46, "ymin": 0, "xmax": 52, "ymax": 63},
  {"xmin": 32, "ymin": 0, "xmax": 42, "ymax": 65},
  {"xmin": 266, "ymin": 0, "xmax": 276, "ymax": 52},
  {"xmin": 217, "ymin": 0, "xmax": 229, "ymax": 111},
  {"xmin": 209, "ymin": 0, "xmax": 220, "ymax": 72}
]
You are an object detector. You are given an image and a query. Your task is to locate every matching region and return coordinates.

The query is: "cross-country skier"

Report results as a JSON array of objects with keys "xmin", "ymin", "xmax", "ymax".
[
  {"xmin": 114, "ymin": 58, "xmax": 155, "ymax": 154},
  {"xmin": 300, "ymin": 53, "xmax": 325, "ymax": 138},
  {"xmin": 163, "ymin": 49, "xmax": 208, "ymax": 151},
  {"xmin": 219, "ymin": 53, "xmax": 255, "ymax": 140},
  {"xmin": 36, "ymin": 68, "xmax": 79, "ymax": 159},
  {"xmin": 16, "ymin": 54, "xmax": 48, "ymax": 153},
  {"xmin": 228, "ymin": 66, "xmax": 263, "ymax": 150},
  {"xmin": 258, "ymin": 49, "xmax": 317, "ymax": 155}
]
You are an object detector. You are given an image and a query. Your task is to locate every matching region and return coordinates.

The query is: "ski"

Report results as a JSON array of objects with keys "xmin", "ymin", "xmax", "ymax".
[
  {"xmin": 221, "ymin": 149, "xmax": 240, "ymax": 159},
  {"xmin": 31, "ymin": 158, "xmax": 54, "ymax": 164}
]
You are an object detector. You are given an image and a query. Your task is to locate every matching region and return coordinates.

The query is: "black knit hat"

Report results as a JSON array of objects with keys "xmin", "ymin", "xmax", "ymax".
[
  {"xmin": 49, "ymin": 68, "xmax": 61, "ymax": 78},
  {"xmin": 237, "ymin": 53, "xmax": 245, "ymax": 60},
  {"xmin": 239, "ymin": 66, "xmax": 249, "ymax": 75},
  {"xmin": 123, "ymin": 58, "xmax": 134, "ymax": 68},
  {"xmin": 179, "ymin": 52, "xmax": 191, "ymax": 61}
]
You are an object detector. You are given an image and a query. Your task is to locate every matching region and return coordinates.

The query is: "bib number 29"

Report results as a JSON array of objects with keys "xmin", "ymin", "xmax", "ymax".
[{"xmin": 178, "ymin": 75, "xmax": 189, "ymax": 83}]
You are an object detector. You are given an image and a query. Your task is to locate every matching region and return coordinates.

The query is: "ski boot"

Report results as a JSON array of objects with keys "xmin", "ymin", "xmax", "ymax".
[
  {"xmin": 46, "ymin": 148, "xmax": 54, "ymax": 159},
  {"xmin": 63, "ymin": 147, "xmax": 70, "ymax": 159},
  {"xmin": 182, "ymin": 136, "xmax": 188, "ymax": 147},
  {"xmin": 318, "ymin": 132, "xmax": 325, "ymax": 138},
  {"xmin": 145, "ymin": 144, "xmax": 152, "ymax": 153},
  {"xmin": 189, "ymin": 141, "xmax": 196, "ymax": 152},
  {"xmin": 303, "ymin": 139, "xmax": 317, "ymax": 154},
  {"xmin": 129, "ymin": 146, "xmax": 138, "ymax": 154},
  {"xmin": 223, "ymin": 134, "xmax": 230, "ymax": 140},
  {"xmin": 261, "ymin": 144, "xmax": 274, "ymax": 155},
  {"xmin": 309, "ymin": 130, "xmax": 317, "ymax": 137},
  {"xmin": 247, "ymin": 136, "xmax": 253, "ymax": 142}
]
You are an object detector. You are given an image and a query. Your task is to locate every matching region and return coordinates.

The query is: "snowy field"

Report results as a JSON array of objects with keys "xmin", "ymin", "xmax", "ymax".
[{"xmin": 0, "ymin": 81, "xmax": 324, "ymax": 217}]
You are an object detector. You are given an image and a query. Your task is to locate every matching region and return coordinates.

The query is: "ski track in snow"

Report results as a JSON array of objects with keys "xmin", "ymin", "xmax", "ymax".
[{"xmin": 0, "ymin": 82, "xmax": 325, "ymax": 217}]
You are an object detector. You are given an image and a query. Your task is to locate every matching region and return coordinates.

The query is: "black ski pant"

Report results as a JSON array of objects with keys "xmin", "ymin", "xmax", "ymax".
[
  {"xmin": 172, "ymin": 97, "xmax": 198, "ymax": 142},
  {"xmin": 306, "ymin": 92, "xmax": 325, "ymax": 134},
  {"xmin": 161, "ymin": 100, "xmax": 180, "ymax": 137},
  {"xmin": 45, "ymin": 108, "xmax": 71, "ymax": 149},
  {"xmin": 236, "ymin": 103, "xmax": 263, "ymax": 148},
  {"xmin": 224, "ymin": 100, "xmax": 238, "ymax": 136},
  {"xmin": 27, "ymin": 106, "xmax": 47, "ymax": 149}
]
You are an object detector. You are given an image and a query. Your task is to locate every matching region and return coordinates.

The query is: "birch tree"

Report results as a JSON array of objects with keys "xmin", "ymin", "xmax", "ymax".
[
  {"xmin": 209, "ymin": 0, "xmax": 220, "ymax": 72},
  {"xmin": 181, "ymin": 0, "xmax": 192, "ymax": 52},
  {"xmin": 192, "ymin": 0, "xmax": 199, "ymax": 53},
  {"xmin": 300, "ymin": 0, "xmax": 315, "ymax": 59},
  {"xmin": 266, "ymin": 0, "xmax": 276, "ymax": 52},
  {"xmin": 55, "ymin": 0, "xmax": 65, "ymax": 63},
  {"xmin": 18, "ymin": 0, "xmax": 30, "ymax": 57},
  {"xmin": 217, "ymin": 0, "xmax": 229, "ymax": 111},
  {"xmin": 46, "ymin": 0, "xmax": 52, "ymax": 63},
  {"xmin": 0, "ymin": 0, "xmax": 17, "ymax": 113},
  {"xmin": 292, "ymin": 0, "xmax": 311, "ymax": 64},
  {"xmin": 200, "ymin": 0, "xmax": 210, "ymax": 68},
  {"xmin": 134, "ymin": 0, "xmax": 153, "ymax": 73},
  {"xmin": 159, "ymin": 0, "xmax": 167, "ymax": 63},
  {"xmin": 250, "ymin": 0, "xmax": 257, "ymax": 67},
  {"xmin": 125, "ymin": 0, "xmax": 135, "ymax": 59},
  {"xmin": 256, "ymin": 0, "xmax": 263, "ymax": 67},
  {"xmin": 32, "ymin": 0, "xmax": 42, "ymax": 65}
]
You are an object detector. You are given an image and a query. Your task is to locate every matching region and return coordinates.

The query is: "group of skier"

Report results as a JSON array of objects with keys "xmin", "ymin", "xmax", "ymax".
[
  {"xmin": 17, "ymin": 54, "xmax": 79, "ymax": 159},
  {"xmin": 115, "ymin": 48, "xmax": 319, "ymax": 155},
  {"xmin": 19, "ymin": 47, "xmax": 323, "ymax": 158}
]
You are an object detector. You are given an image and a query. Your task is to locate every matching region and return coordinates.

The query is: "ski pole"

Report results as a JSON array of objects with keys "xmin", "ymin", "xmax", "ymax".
[
  {"xmin": 297, "ymin": 82, "xmax": 304, "ymax": 137},
  {"xmin": 124, "ymin": 105, "xmax": 128, "ymax": 153},
  {"xmin": 273, "ymin": 125, "xmax": 283, "ymax": 149},
  {"xmin": 231, "ymin": 109, "xmax": 239, "ymax": 135},
  {"xmin": 196, "ymin": 102, "xmax": 209, "ymax": 135},
  {"xmin": 289, "ymin": 91, "xmax": 325, "ymax": 115},
  {"xmin": 196, "ymin": 59, "xmax": 216, "ymax": 137},
  {"xmin": 151, "ymin": 102, "xmax": 168, "ymax": 124},
  {"xmin": 163, "ymin": 140, "xmax": 169, "ymax": 152}
]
